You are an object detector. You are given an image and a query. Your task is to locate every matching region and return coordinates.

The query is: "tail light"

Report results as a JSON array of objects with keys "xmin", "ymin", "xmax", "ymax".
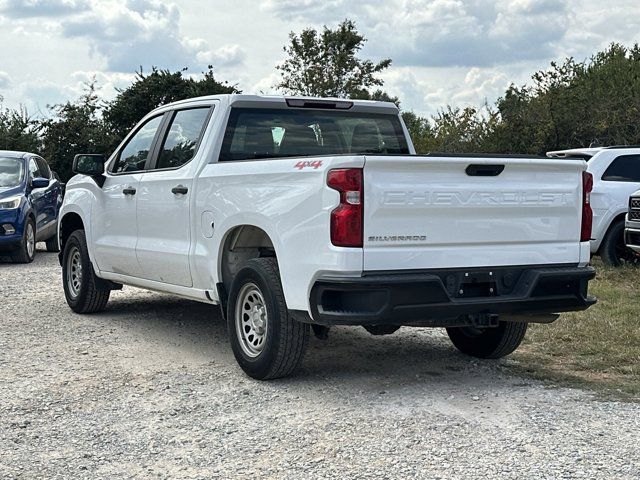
[
  {"xmin": 581, "ymin": 171, "xmax": 593, "ymax": 242},
  {"xmin": 327, "ymin": 168, "xmax": 363, "ymax": 247}
]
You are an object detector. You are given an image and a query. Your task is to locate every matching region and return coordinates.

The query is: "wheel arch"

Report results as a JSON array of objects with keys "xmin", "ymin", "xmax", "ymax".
[
  {"xmin": 58, "ymin": 211, "xmax": 85, "ymax": 265},
  {"xmin": 26, "ymin": 210, "xmax": 36, "ymax": 227},
  {"xmin": 596, "ymin": 211, "xmax": 627, "ymax": 253},
  {"xmin": 218, "ymin": 224, "xmax": 278, "ymax": 297}
]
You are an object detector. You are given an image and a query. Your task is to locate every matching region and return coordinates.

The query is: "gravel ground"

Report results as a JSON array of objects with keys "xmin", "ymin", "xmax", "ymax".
[{"xmin": 1, "ymin": 250, "xmax": 639, "ymax": 479}]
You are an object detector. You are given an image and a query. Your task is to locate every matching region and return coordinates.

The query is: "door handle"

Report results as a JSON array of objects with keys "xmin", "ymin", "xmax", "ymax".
[
  {"xmin": 122, "ymin": 187, "xmax": 137, "ymax": 196},
  {"xmin": 171, "ymin": 185, "xmax": 188, "ymax": 195}
]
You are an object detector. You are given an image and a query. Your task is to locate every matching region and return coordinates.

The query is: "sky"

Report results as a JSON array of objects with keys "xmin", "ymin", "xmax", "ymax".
[{"xmin": 0, "ymin": 0, "xmax": 639, "ymax": 118}]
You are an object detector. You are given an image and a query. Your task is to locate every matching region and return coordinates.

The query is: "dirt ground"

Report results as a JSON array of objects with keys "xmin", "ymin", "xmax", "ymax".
[{"xmin": 1, "ymin": 251, "xmax": 639, "ymax": 479}]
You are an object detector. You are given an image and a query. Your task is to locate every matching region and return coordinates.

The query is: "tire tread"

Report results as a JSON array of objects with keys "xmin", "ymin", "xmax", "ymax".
[
  {"xmin": 45, "ymin": 234, "xmax": 60, "ymax": 253},
  {"xmin": 228, "ymin": 257, "xmax": 309, "ymax": 380},
  {"xmin": 447, "ymin": 321, "xmax": 527, "ymax": 359},
  {"xmin": 485, "ymin": 321, "xmax": 527, "ymax": 359},
  {"xmin": 250, "ymin": 258, "xmax": 309, "ymax": 380},
  {"xmin": 64, "ymin": 230, "xmax": 110, "ymax": 314}
]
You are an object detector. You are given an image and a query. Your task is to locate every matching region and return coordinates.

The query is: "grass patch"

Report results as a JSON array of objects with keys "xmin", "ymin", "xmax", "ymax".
[{"xmin": 509, "ymin": 259, "xmax": 640, "ymax": 400}]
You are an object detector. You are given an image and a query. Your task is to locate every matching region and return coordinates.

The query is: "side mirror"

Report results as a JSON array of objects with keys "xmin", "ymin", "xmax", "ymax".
[
  {"xmin": 73, "ymin": 154, "xmax": 106, "ymax": 176},
  {"xmin": 31, "ymin": 177, "xmax": 50, "ymax": 189}
]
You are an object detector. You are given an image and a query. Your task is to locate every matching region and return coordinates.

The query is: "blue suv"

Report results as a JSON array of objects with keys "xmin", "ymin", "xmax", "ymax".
[{"xmin": 0, "ymin": 151, "xmax": 63, "ymax": 263}]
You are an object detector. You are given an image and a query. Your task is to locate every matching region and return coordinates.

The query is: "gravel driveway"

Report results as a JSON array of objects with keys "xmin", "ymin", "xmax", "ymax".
[{"xmin": 1, "ymin": 251, "xmax": 639, "ymax": 479}]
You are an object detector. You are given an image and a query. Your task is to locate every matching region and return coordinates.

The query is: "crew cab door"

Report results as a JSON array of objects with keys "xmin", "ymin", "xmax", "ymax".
[
  {"xmin": 92, "ymin": 114, "xmax": 164, "ymax": 276},
  {"xmin": 135, "ymin": 106, "xmax": 213, "ymax": 287}
]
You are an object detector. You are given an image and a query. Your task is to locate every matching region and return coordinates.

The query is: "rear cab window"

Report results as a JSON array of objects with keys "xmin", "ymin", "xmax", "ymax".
[
  {"xmin": 155, "ymin": 107, "xmax": 211, "ymax": 170},
  {"xmin": 219, "ymin": 108, "xmax": 409, "ymax": 161}
]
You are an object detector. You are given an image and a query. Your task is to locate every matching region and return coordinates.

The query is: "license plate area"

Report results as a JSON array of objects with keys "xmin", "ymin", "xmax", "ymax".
[{"xmin": 445, "ymin": 271, "xmax": 499, "ymax": 298}]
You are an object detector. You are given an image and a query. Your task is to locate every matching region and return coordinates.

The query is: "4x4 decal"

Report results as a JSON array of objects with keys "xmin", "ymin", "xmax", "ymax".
[{"xmin": 294, "ymin": 160, "xmax": 323, "ymax": 170}]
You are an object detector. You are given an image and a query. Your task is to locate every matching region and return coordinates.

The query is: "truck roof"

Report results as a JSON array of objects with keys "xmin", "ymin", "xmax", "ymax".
[
  {"xmin": 0, "ymin": 150, "xmax": 29, "ymax": 159},
  {"xmin": 158, "ymin": 94, "xmax": 400, "ymax": 114}
]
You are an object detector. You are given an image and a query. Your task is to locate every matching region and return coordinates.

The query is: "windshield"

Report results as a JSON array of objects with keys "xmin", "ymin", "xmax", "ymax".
[
  {"xmin": 0, "ymin": 157, "xmax": 24, "ymax": 188},
  {"xmin": 220, "ymin": 108, "xmax": 410, "ymax": 161}
]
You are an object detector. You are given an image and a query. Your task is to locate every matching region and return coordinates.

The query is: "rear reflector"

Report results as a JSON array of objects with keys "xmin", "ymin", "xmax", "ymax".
[
  {"xmin": 581, "ymin": 171, "xmax": 593, "ymax": 242},
  {"xmin": 327, "ymin": 169, "xmax": 363, "ymax": 247}
]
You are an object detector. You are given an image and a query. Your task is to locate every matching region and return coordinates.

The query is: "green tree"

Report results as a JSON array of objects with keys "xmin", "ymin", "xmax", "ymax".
[
  {"xmin": 276, "ymin": 19, "xmax": 392, "ymax": 98},
  {"xmin": 0, "ymin": 99, "xmax": 40, "ymax": 153},
  {"xmin": 493, "ymin": 43, "xmax": 640, "ymax": 154},
  {"xmin": 41, "ymin": 82, "xmax": 116, "ymax": 181},
  {"xmin": 401, "ymin": 111, "xmax": 434, "ymax": 154},
  {"xmin": 104, "ymin": 66, "xmax": 239, "ymax": 139},
  {"xmin": 404, "ymin": 43, "xmax": 640, "ymax": 155},
  {"xmin": 402, "ymin": 107, "xmax": 498, "ymax": 155},
  {"xmin": 353, "ymin": 89, "xmax": 400, "ymax": 106},
  {"xmin": 430, "ymin": 106, "xmax": 499, "ymax": 153}
]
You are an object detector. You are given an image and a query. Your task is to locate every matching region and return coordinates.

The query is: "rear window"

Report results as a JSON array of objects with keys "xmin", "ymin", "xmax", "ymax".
[
  {"xmin": 219, "ymin": 108, "xmax": 409, "ymax": 161},
  {"xmin": 602, "ymin": 155, "xmax": 640, "ymax": 182}
]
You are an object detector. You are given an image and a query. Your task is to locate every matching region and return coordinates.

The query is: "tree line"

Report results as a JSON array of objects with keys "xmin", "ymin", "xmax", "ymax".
[
  {"xmin": 0, "ymin": 67, "xmax": 238, "ymax": 180},
  {"xmin": 2, "ymin": 19, "xmax": 640, "ymax": 180}
]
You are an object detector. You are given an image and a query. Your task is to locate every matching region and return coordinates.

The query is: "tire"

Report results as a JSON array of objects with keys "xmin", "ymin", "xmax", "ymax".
[
  {"xmin": 227, "ymin": 257, "xmax": 309, "ymax": 380},
  {"xmin": 600, "ymin": 220, "xmax": 640, "ymax": 267},
  {"xmin": 11, "ymin": 218, "xmax": 36, "ymax": 263},
  {"xmin": 446, "ymin": 321, "xmax": 528, "ymax": 359},
  {"xmin": 45, "ymin": 233, "xmax": 60, "ymax": 253},
  {"xmin": 62, "ymin": 230, "xmax": 110, "ymax": 314}
]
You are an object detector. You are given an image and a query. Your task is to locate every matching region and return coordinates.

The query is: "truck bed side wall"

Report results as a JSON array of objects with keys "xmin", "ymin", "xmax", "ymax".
[{"xmin": 192, "ymin": 156, "xmax": 364, "ymax": 311}]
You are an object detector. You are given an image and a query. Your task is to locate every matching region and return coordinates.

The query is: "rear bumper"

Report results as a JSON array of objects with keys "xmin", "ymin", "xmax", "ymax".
[{"xmin": 305, "ymin": 265, "xmax": 596, "ymax": 327}]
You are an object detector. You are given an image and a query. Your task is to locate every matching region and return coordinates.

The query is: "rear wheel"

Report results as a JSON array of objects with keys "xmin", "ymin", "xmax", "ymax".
[
  {"xmin": 11, "ymin": 218, "xmax": 35, "ymax": 263},
  {"xmin": 600, "ymin": 220, "xmax": 640, "ymax": 267},
  {"xmin": 446, "ymin": 321, "xmax": 527, "ymax": 359},
  {"xmin": 227, "ymin": 257, "xmax": 309, "ymax": 380},
  {"xmin": 62, "ymin": 230, "xmax": 110, "ymax": 313}
]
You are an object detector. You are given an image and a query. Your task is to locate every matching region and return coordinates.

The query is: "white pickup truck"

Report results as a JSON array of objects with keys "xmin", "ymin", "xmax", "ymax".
[{"xmin": 58, "ymin": 94, "xmax": 596, "ymax": 379}]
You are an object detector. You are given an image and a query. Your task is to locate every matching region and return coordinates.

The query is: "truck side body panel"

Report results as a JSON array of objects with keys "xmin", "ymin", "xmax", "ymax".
[{"xmin": 191, "ymin": 156, "xmax": 364, "ymax": 311}]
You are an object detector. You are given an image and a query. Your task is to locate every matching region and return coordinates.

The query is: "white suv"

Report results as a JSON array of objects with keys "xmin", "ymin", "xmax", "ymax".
[{"xmin": 548, "ymin": 146, "xmax": 640, "ymax": 266}]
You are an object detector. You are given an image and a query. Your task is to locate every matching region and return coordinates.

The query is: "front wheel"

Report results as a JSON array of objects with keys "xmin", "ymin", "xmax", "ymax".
[
  {"xmin": 600, "ymin": 221, "xmax": 640, "ymax": 267},
  {"xmin": 11, "ymin": 218, "xmax": 35, "ymax": 263},
  {"xmin": 227, "ymin": 257, "xmax": 309, "ymax": 380},
  {"xmin": 446, "ymin": 321, "xmax": 527, "ymax": 359},
  {"xmin": 62, "ymin": 230, "xmax": 110, "ymax": 313}
]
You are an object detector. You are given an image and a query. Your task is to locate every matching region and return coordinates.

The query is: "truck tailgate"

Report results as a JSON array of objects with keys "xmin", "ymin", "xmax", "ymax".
[{"xmin": 363, "ymin": 155, "xmax": 586, "ymax": 271}]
